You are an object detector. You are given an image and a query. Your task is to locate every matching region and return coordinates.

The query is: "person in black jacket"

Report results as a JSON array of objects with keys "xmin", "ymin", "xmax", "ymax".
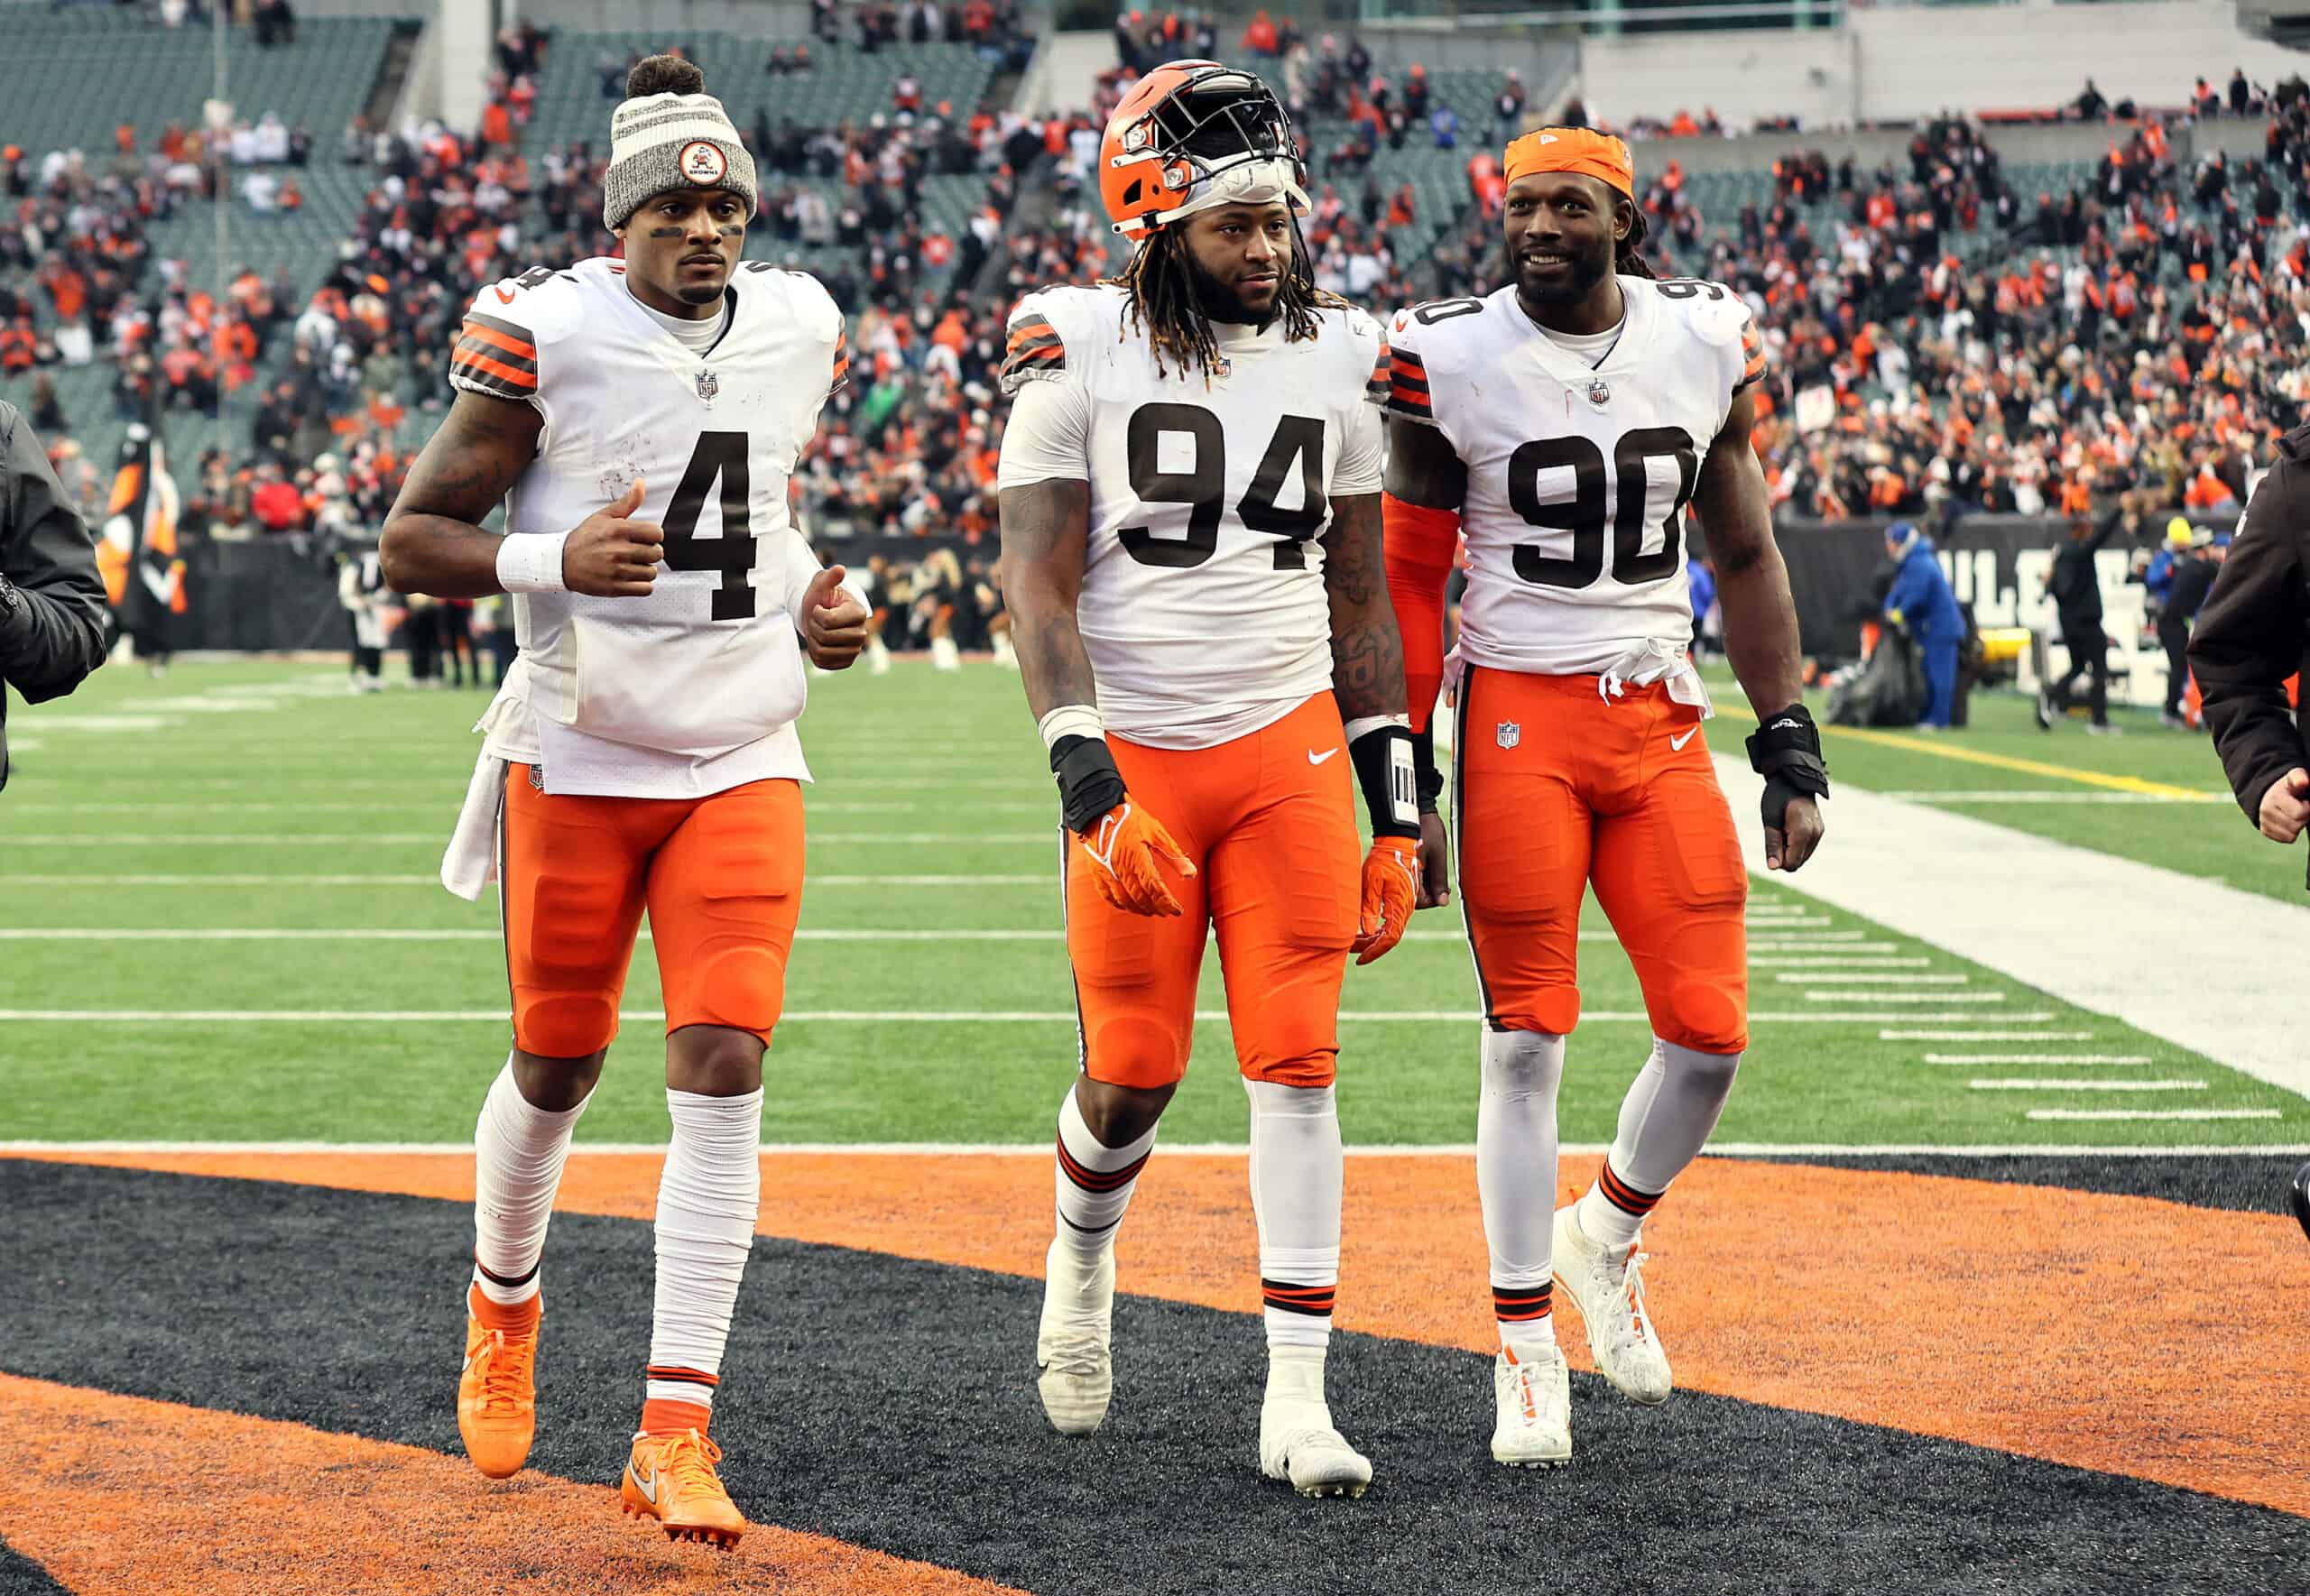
[
  {"xmin": 2158, "ymin": 531, "xmax": 2223, "ymax": 726},
  {"xmin": 2191, "ymin": 424, "xmax": 2310, "ymax": 877},
  {"xmin": 2036, "ymin": 505, "xmax": 2125, "ymax": 733},
  {"xmin": 0, "ymin": 401, "xmax": 109, "ymax": 790}
]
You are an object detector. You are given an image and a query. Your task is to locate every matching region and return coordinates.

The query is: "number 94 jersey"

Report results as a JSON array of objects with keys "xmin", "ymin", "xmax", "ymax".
[
  {"xmin": 996, "ymin": 282, "xmax": 1388, "ymax": 750},
  {"xmin": 1385, "ymin": 277, "xmax": 1762, "ymax": 678}
]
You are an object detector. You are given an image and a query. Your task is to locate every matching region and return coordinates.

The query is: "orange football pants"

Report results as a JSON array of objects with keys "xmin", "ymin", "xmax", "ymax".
[
  {"xmin": 1453, "ymin": 668, "xmax": 1748, "ymax": 1053},
  {"xmin": 1064, "ymin": 693, "xmax": 1361, "ymax": 1091},
  {"xmin": 500, "ymin": 765, "xmax": 805, "ymax": 1058}
]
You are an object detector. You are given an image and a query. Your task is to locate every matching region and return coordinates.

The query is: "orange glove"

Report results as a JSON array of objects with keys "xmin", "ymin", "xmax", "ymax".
[
  {"xmin": 1352, "ymin": 835, "xmax": 1419, "ymax": 965},
  {"xmin": 1076, "ymin": 800, "xmax": 1196, "ymax": 918}
]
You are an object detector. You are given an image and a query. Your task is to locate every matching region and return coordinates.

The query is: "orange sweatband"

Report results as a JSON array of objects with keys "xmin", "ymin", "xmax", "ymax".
[
  {"xmin": 1502, "ymin": 127, "xmax": 1634, "ymax": 198},
  {"xmin": 1382, "ymin": 494, "xmax": 1461, "ymax": 735}
]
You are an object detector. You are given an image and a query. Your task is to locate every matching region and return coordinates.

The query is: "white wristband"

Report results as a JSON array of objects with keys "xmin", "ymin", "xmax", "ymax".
[
  {"xmin": 1343, "ymin": 713, "xmax": 1410, "ymax": 744},
  {"xmin": 495, "ymin": 531, "xmax": 569, "ymax": 595},
  {"xmin": 1038, "ymin": 703, "xmax": 1105, "ymax": 752}
]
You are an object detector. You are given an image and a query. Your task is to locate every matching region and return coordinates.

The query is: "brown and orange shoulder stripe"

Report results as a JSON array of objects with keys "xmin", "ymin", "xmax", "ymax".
[
  {"xmin": 1733, "ymin": 313, "xmax": 1767, "ymax": 396},
  {"xmin": 829, "ymin": 323, "xmax": 851, "ymax": 397},
  {"xmin": 1383, "ymin": 345, "xmax": 1434, "ymax": 424},
  {"xmin": 1364, "ymin": 336, "xmax": 1391, "ymax": 405},
  {"xmin": 1002, "ymin": 312, "xmax": 1065, "ymax": 385},
  {"xmin": 450, "ymin": 312, "xmax": 538, "ymax": 401}
]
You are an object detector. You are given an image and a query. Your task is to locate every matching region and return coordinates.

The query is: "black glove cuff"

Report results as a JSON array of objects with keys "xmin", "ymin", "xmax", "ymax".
[
  {"xmin": 1411, "ymin": 723, "xmax": 1444, "ymax": 814},
  {"xmin": 1348, "ymin": 723, "xmax": 1420, "ymax": 838},
  {"xmin": 1745, "ymin": 703, "xmax": 1831, "ymax": 798},
  {"xmin": 1049, "ymin": 734, "xmax": 1127, "ymax": 835}
]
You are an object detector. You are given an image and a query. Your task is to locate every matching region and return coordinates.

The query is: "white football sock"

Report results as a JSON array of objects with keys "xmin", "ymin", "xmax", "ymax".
[
  {"xmin": 1053, "ymin": 1084, "xmax": 1155, "ymax": 1262},
  {"xmin": 471, "ymin": 1055, "xmax": 591, "ymax": 1306},
  {"xmin": 1576, "ymin": 1037, "xmax": 1742, "ymax": 1250},
  {"xmin": 1476, "ymin": 1028, "xmax": 1564, "ymax": 1352},
  {"xmin": 1244, "ymin": 1079, "xmax": 1342, "ymax": 1353},
  {"xmin": 643, "ymin": 1086, "xmax": 763, "ymax": 1425}
]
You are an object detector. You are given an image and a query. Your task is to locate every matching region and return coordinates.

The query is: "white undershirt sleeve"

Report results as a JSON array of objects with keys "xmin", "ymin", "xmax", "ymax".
[{"xmin": 995, "ymin": 374, "xmax": 1095, "ymax": 489}]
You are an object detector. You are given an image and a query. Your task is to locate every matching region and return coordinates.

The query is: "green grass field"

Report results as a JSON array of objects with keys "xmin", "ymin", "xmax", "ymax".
[{"xmin": 0, "ymin": 658, "xmax": 2299, "ymax": 1147}]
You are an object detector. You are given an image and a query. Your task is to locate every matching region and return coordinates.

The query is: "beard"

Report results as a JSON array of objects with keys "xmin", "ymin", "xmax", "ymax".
[
  {"xmin": 1183, "ymin": 245, "xmax": 1276, "ymax": 328},
  {"xmin": 1509, "ymin": 234, "xmax": 1614, "ymax": 308}
]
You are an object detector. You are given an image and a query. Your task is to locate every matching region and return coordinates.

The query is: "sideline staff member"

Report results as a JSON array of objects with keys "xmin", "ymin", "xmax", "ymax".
[
  {"xmin": 2192, "ymin": 424, "xmax": 2310, "ymax": 878},
  {"xmin": 0, "ymin": 401, "xmax": 108, "ymax": 790}
]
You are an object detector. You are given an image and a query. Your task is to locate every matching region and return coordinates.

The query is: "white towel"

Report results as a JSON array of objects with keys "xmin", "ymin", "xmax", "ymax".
[{"xmin": 441, "ymin": 749, "xmax": 507, "ymax": 902}]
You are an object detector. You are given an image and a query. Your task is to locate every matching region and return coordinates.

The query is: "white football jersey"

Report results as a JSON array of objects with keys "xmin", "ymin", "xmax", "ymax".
[
  {"xmin": 1384, "ymin": 277, "xmax": 1762, "ymax": 681},
  {"xmin": 448, "ymin": 256, "xmax": 847, "ymax": 798},
  {"xmin": 995, "ymin": 281, "xmax": 1387, "ymax": 750}
]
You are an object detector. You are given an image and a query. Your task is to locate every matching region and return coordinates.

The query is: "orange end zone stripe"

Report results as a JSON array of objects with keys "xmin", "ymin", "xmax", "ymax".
[
  {"xmin": 0, "ymin": 1372, "xmax": 1023, "ymax": 1596},
  {"xmin": 27, "ymin": 1149, "xmax": 2309, "ymax": 1519}
]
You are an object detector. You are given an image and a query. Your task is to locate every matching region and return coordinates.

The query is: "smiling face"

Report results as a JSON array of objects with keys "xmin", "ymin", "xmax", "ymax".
[
  {"xmin": 1177, "ymin": 198, "xmax": 1294, "ymax": 325},
  {"xmin": 617, "ymin": 187, "xmax": 747, "ymax": 318},
  {"xmin": 1502, "ymin": 171, "xmax": 1625, "ymax": 324}
]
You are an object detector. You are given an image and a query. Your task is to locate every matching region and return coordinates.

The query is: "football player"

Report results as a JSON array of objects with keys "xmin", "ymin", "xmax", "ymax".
[
  {"xmin": 995, "ymin": 60, "xmax": 1418, "ymax": 1499},
  {"xmin": 379, "ymin": 56, "xmax": 867, "ymax": 1548},
  {"xmin": 1381, "ymin": 129, "xmax": 1828, "ymax": 1468}
]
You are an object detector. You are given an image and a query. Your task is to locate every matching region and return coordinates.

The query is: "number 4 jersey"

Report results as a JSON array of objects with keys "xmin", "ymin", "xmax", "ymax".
[
  {"xmin": 996, "ymin": 281, "xmax": 1387, "ymax": 750},
  {"xmin": 1385, "ymin": 277, "xmax": 1761, "ymax": 681},
  {"xmin": 448, "ymin": 256, "xmax": 847, "ymax": 798}
]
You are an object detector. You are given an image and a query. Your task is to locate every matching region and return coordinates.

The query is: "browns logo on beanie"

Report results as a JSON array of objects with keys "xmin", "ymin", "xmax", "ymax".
[{"xmin": 602, "ymin": 55, "xmax": 759, "ymax": 232}]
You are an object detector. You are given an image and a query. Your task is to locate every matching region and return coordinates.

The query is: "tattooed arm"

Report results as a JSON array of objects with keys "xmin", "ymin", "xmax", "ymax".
[
  {"xmin": 378, "ymin": 390, "xmax": 544, "ymax": 597},
  {"xmin": 1321, "ymin": 492, "xmax": 1408, "ymax": 724},
  {"xmin": 996, "ymin": 477, "xmax": 1099, "ymax": 720}
]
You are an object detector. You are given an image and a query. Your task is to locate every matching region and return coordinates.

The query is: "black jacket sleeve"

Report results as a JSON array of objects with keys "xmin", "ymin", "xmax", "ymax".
[
  {"xmin": 2189, "ymin": 441, "xmax": 2308, "ymax": 826},
  {"xmin": 0, "ymin": 401, "xmax": 108, "ymax": 704}
]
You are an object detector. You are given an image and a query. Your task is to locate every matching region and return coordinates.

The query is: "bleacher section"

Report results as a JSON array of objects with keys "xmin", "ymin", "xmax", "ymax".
[{"xmin": 1297, "ymin": 68, "xmax": 1512, "ymax": 272}]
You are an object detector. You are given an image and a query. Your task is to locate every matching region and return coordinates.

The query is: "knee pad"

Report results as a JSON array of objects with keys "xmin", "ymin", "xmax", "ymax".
[
  {"xmin": 680, "ymin": 943, "xmax": 789, "ymax": 1044},
  {"xmin": 1490, "ymin": 987, "xmax": 1582, "ymax": 1037},
  {"xmin": 1658, "ymin": 979, "xmax": 1747, "ymax": 1056},
  {"xmin": 1085, "ymin": 1010, "xmax": 1189, "ymax": 1091},
  {"xmin": 515, "ymin": 992, "xmax": 619, "ymax": 1060},
  {"xmin": 1242, "ymin": 1048, "xmax": 1338, "ymax": 1090}
]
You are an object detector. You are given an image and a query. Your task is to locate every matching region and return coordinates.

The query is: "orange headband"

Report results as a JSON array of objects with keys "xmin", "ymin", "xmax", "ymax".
[{"xmin": 1502, "ymin": 127, "xmax": 1634, "ymax": 198}]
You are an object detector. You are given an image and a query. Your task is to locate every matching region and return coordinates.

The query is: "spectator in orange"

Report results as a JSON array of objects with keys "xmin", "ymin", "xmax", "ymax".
[{"xmin": 1243, "ymin": 8, "xmax": 1279, "ymax": 55}]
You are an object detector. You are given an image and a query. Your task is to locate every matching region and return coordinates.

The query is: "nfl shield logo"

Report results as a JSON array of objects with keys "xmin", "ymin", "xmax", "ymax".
[
  {"xmin": 696, "ymin": 369, "xmax": 718, "ymax": 403},
  {"xmin": 1496, "ymin": 721, "xmax": 1520, "ymax": 750}
]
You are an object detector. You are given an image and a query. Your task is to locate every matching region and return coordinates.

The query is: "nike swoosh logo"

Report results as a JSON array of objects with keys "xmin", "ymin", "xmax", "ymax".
[
  {"xmin": 494, "ymin": 286, "xmax": 517, "ymax": 304},
  {"xmin": 1308, "ymin": 749, "xmax": 1341, "ymax": 766},
  {"xmin": 629, "ymin": 1464, "xmax": 660, "ymax": 1506},
  {"xmin": 1669, "ymin": 728, "xmax": 1699, "ymax": 752}
]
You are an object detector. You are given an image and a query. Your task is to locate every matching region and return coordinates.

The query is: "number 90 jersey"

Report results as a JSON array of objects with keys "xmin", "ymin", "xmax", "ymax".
[
  {"xmin": 996, "ymin": 282, "xmax": 1388, "ymax": 751},
  {"xmin": 1384, "ymin": 278, "xmax": 1762, "ymax": 678},
  {"xmin": 447, "ymin": 257, "xmax": 846, "ymax": 796}
]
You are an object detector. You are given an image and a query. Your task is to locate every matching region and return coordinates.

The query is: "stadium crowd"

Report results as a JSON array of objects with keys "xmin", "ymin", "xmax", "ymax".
[{"xmin": 4, "ymin": 5, "xmax": 2308, "ymax": 674}]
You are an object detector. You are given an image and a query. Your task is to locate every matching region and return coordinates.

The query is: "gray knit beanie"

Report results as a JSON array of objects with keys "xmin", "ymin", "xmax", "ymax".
[{"xmin": 603, "ymin": 55, "xmax": 759, "ymax": 232}]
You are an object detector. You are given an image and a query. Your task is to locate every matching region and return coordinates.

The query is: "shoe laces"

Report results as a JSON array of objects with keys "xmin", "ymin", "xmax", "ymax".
[
  {"xmin": 1603, "ymin": 1247, "xmax": 1657, "ymax": 1353},
  {"xmin": 1040, "ymin": 1328, "xmax": 1105, "ymax": 1379},
  {"xmin": 651, "ymin": 1429, "xmax": 728, "ymax": 1499},
  {"xmin": 468, "ymin": 1328, "xmax": 531, "ymax": 1416}
]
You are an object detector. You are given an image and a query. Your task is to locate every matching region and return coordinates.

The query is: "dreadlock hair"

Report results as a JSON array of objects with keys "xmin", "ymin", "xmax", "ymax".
[
  {"xmin": 1616, "ymin": 200, "xmax": 1659, "ymax": 281},
  {"xmin": 1107, "ymin": 215, "xmax": 1350, "ymax": 382}
]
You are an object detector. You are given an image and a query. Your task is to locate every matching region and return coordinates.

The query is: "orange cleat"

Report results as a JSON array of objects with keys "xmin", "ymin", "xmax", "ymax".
[
  {"xmin": 621, "ymin": 1429, "xmax": 748, "ymax": 1548},
  {"xmin": 457, "ymin": 1299, "xmax": 541, "ymax": 1480}
]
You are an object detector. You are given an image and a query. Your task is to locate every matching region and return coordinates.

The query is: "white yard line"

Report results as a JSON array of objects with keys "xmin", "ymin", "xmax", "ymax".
[
  {"xmin": 1924, "ymin": 1054, "xmax": 2155, "ymax": 1066},
  {"xmin": 1804, "ymin": 991, "xmax": 2004, "ymax": 1004},
  {"xmin": 1777, "ymin": 972, "xmax": 1969, "ymax": 984},
  {"xmin": 1967, "ymin": 1078, "xmax": 2205, "ymax": 1092},
  {"xmin": 1749, "ymin": 956, "xmax": 1928, "ymax": 968},
  {"xmin": 0, "ymin": 1008, "xmax": 2054, "ymax": 1025},
  {"xmin": 5, "ymin": 1139, "xmax": 2302, "ymax": 1157},
  {"xmin": 0, "ymin": 832, "xmax": 1065, "ymax": 847},
  {"xmin": 1868, "ymin": 790, "xmax": 2231, "ymax": 805},
  {"xmin": 1881, "ymin": 1029, "xmax": 2092, "ymax": 1041},
  {"xmin": 0, "ymin": 873, "xmax": 1067, "ymax": 887},
  {"xmin": 1714, "ymin": 757, "xmax": 2310, "ymax": 1101},
  {"xmin": 0, "ymin": 927, "xmax": 1722, "ymax": 946},
  {"xmin": 2023, "ymin": 1109, "xmax": 2282, "ymax": 1121}
]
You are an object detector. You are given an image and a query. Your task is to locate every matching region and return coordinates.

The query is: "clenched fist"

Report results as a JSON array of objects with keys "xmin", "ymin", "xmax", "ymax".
[
  {"xmin": 2259, "ymin": 768, "xmax": 2310, "ymax": 844},
  {"xmin": 801, "ymin": 562, "xmax": 871, "ymax": 669},
  {"xmin": 562, "ymin": 477, "xmax": 663, "ymax": 597}
]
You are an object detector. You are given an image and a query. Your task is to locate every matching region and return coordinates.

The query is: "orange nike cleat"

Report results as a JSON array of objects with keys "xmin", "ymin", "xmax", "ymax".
[
  {"xmin": 457, "ymin": 1295, "xmax": 541, "ymax": 1479},
  {"xmin": 621, "ymin": 1429, "xmax": 748, "ymax": 1548}
]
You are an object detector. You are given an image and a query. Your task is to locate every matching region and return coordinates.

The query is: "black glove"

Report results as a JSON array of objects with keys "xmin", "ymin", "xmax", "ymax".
[
  {"xmin": 1745, "ymin": 703, "xmax": 1830, "ymax": 832},
  {"xmin": 1410, "ymin": 723, "xmax": 1445, "ymax": 815},
  {"xmin": 1049, "ymin": 733, "xmax": 1128, "ymax": 835}
]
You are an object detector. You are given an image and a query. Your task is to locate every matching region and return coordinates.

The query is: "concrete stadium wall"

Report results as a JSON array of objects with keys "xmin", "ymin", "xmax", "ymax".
[
  {"xmin": 500, "ymin": 0, "xmax": 814, "ymax": 38},
  {"xmin": 1577, "ymin": 0, "xmax": 2310, "ymax": 130}
]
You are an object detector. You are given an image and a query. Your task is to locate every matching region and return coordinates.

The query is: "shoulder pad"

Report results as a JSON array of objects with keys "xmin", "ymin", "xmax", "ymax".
[
  {"xmin": 1002, "ymin": 284, "xmax": 1105, "ymax": 394},
  {"xmin": 1644, "ymin": 276, "xmax": 1750, "ymax": 349},
  {"xmin": 1380, "ymin": 298, "xmax": 1485, "ymax": 425}
]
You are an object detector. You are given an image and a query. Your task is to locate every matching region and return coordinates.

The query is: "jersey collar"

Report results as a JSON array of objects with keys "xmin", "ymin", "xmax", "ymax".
[{"xmin": 1501, "ymin": 276, "xmax": 1657, "ymax": 388}]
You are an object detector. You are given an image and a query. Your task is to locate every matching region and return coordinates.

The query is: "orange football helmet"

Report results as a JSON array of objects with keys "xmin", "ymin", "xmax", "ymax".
[{"xmin": 1098, "ymin": 60, "xmax": 1309, "ymax": 242}]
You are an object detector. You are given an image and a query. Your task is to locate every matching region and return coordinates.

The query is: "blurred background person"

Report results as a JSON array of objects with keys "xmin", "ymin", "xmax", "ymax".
[
  {"xmin": 2037, "ymin": 512, "xmax": 2120, "ymax": 735},
  {"xmin": 1880, "ymin": 521, "xmax": 1963, "ymax": 731}
]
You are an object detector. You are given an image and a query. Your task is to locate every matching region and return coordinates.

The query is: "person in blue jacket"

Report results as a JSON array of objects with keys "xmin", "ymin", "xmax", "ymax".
[{"xmin": 1881, "ymin": 521, "xmax": 1964, "ymax": 729}]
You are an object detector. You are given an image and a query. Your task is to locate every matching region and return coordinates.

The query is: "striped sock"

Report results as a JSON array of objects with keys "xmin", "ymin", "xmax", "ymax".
[
  {"xmin": 1577, "ymin": 1038, "xmax": 1741, "ymax": 1249},
  {"xmin": 642, "ymin": 1086, "xmax": 762, "ymax": 1436},
  {"xmin": 1492, "ymin": 1279, "xmax": 1555, "ymax": 1352},
  {"xmin": 1245, "ymin": 1079, "xmax": 1342, "ymax": 1352},
  {"xmin": 1053, "ymin": 1085, "xmax": 1155, "ymax": 1263},
  {"xmin": 1576, "ymin": 1156, "xmax": 1664, "ymax": 1251}
]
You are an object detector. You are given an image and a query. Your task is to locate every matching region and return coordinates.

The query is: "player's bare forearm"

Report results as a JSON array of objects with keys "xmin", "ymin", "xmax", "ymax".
[
  {"xmin": 380, "ymin": 391, "xmax": 542, "ymax": 596},
  {"xmin": 1696, "ymin": 392, "xmax": 1803, "ymax": 714},
  {"xmin": 1321, "ymin": 492, "xmax": 1407, "ymax": 722},
  {"xmin": 997, "ymin": 479, "xmax": 1100, "ymax": 720}
]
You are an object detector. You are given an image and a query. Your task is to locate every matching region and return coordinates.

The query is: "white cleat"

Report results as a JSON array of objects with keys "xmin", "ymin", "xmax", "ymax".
[
  {"xmin": 1035, "ymin": 1238, "xmax": 1114, "ymax": 1435},
  {"xmin": 1490, "ymin": 1343, "xmax": 1573, "ymax": 1469},
  {"xmin": 1259, "ymin": 1398, "xmax": 1372, "ymax": 1499},
  {"xmin": 1552, "ymin": 1204, "xmax": 1673, "ymax": 1406}
]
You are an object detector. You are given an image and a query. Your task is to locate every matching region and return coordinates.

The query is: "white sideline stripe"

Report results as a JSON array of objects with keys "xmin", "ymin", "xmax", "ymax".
[
  {"xmin": 10, "ymin": 740, "xmax": 41, "ymax": 752},
  {"xmin": 0, "ymin": 800, "xmax": 1058, "ymax": 816},
  {"xmin": 1778, "ymin": 972, "xmax": 1969, "ymax": 985},
  {"xmin": 1968, "ymin": 1078, "xmax": 2206, "ymax": 1092},
  {"xmin": 1871, "ymin": 789, "xmax": 2231, "ymax": 805},
  {"xmin": 5, "ymin": 1138, "xmax": 2301, "ymax": 1157},
  {"xmin": 0, "ymin": 927, "xmax": 1742, "ymax": 947},
  {"xmin": 1882, "ymin": 1029, "xmax": 2092, "ymax": 1041},
  {"xmin": 1749, "ymin": 939, "xmax": 1895, "ymax": 951},
  {"xmin": 1925, "ymin": 1054, "xmax": 2155, "ymax": 1066},
  {"xmin": 0, "ymin": 1008, "xmax": 2055, "ymax": 1025},
  {"xmin": 1749, "ymin": 957, "xmax": 1928, "ymax": 968},
  {"xmin": 0, "ymin": 873, "xmax": 1067, "ymax": 887},
  {"xmin": 2023, "ymin": 1110, "xmax": 2285, "ymax": 1121},
  {"xmin": 1806, "ymin": 991, "xmax": 2003, "ymax": 1003}
]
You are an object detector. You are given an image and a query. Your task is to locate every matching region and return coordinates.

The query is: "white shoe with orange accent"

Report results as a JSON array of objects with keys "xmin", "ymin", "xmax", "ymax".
[
  {"xmin": 1552, "ymin": 1204, "xmax": 1672, "ymax": 1405},
  {"xmin": 1035, "ymin": 1238, "xmax": 1114, "ymax": 1435},
  {"xmin": 1490, "ymin": 1343, "xmax": 1572, "ymax": 1468}
]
